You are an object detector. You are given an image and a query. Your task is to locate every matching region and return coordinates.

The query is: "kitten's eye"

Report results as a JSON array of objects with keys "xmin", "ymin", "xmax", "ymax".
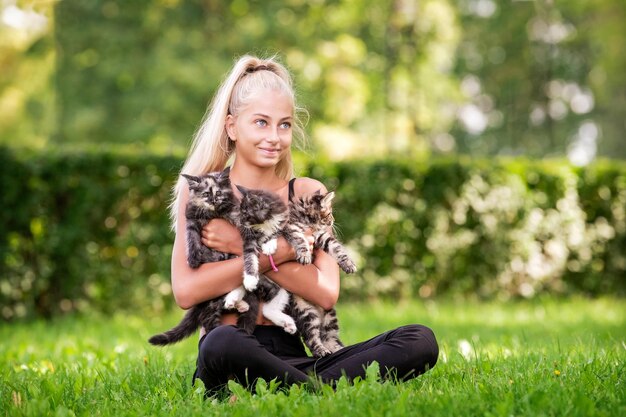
[{"xmin": 215, "ymin": 191, "xmax": 222, "ymax": 196}]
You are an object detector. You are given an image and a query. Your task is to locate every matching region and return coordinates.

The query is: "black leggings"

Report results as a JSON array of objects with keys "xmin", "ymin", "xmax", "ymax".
[{"xmin": 194, "ymin": 324, "xmax": 439, "ymax": 394}]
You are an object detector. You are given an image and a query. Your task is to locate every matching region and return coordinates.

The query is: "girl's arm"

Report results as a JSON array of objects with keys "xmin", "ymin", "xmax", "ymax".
[
  {"xmin": 264, "ymin": 249, "xmax": 340, "ymax": 311},
  {"xmin": 171, "ymin": 185, "xmax": 339, "ymax": 309},
  {"xmin": 200, "ymin": 222, "xmax": 339, "ymax": 310}
]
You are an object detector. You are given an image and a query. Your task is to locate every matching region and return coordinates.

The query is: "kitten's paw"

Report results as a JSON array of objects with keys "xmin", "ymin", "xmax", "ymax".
[
  {"xmin": 280, "ymin": 318, "xmax": 297, "ymax": 334},
  {"xmin": 296, "ymin": 249, "xmax": 312, "ymax": 265},
  {"xmin": 325, "ymin": 341, "xmax": 344, "ymax": 353},
  {"xmin": 223, "ymin": 287, "xmax": 245, "ymax": 310},
  {"xmin": 223, "ymin": 296, "xmax": 237, "ymax": 310},
  {"xmin": 340, "ymin": 260, "xmax": 357, "ymax": 274},
  {"xmin": 243, "ymin": 274, "xmax": 259, "ymax": 291},
  {"xmin": 261, "ymin": 238, "xmax": 278, "ymax": 255},
  {"xmin": 235, "ymin": 300, "xmax": 249, "ymax": 313},
  {"xmin": 313, "ymin": 347, "xmax": 333, "ymax": 358}
]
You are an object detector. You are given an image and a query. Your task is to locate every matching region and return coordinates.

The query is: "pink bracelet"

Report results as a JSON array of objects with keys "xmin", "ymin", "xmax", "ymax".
[{"xmin": 268, "ymin": 254, "xmax": 279, "ymax": 272}]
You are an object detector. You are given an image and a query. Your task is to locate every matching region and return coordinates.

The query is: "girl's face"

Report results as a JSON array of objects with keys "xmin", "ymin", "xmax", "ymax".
[{"xmin": 226, "ymin": 89, "xmax": 293, "ymax": 170}]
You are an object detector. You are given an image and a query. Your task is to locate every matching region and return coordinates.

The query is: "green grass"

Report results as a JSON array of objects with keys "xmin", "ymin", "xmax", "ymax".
[{"xmin": 1, "ymin": 297, "xmax": 624, "ymax": 416}]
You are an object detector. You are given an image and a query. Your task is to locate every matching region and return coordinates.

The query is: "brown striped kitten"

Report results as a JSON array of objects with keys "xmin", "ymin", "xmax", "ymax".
[{"xmin": 284, "ymin": 190, "xmax": 357, "ymax": 357}]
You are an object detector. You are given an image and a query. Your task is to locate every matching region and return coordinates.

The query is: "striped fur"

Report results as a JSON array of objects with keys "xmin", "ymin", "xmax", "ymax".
[
  {"xmin": 286, "ymin": 191, "xmax": 356, "ymax": 273},
  {"xmin": 283, "ymin": 190, "xmax": 357, "ymax": 357},
  {"xmin": 236, "ymin": 185, "xmax": 292, "ymax": 291},
  {"xmin": 149, "ymin": 171, "xmax": 242, "ymax": 346}
]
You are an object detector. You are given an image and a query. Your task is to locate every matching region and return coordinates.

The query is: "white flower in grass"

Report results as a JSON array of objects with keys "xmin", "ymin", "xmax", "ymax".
[
  {"xmin": 458, "ymin": 339, "xmax": 473, "ymax": 360},
  {"xmin": 114, "ymin": 343, "xmax": 128, "ymax": 354}
]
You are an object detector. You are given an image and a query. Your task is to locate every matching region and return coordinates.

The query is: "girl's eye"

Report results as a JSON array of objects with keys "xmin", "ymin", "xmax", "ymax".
[
  {"xmin": 255, "ymin": 119, "xmax": 267, "ymax": 127},
  {"xmin": 280, "ymin": 122, "xmax": 292, "ymax": 129}
]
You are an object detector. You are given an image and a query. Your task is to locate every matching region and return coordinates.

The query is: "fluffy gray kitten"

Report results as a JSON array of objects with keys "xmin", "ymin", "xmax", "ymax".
[
  {"xmin": 182, "ymin": 172, "xmax": 238, "ymax": 268},
  {"xmin": 148, "ymin": 172, "xmax": 245, "ymax": 346}
]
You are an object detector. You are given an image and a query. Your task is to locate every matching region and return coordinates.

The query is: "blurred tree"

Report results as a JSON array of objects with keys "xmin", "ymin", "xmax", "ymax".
[
  {"xmin": 295, "ymin": 0, "xmax": 461, "ymax": 160},
  {"xmin": 1, "ymin": 0, "xmax": 624, "ymax": 161},
  {"xmin": 53, "ymin": 0, "xmax": 235, "ymax": 153},
  {"xmin": 51, "ymin": 0, "xmax": 461, "ymax": 160},
  {"xmin": 0, "ymin": 0, "xmax": 55, "ymax": 149},
  {"xmin": 581, "ymin": 0, "xmax": 626, "ymax": 159},
  {"xmin": 450, "ymin": 0, "xmax": 626, "ymax": 161}
]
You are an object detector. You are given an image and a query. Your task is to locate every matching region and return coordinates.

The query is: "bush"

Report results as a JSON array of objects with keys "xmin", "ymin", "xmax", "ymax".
[
  {"xmin": 1, "ymin": 148, "xmax": 625, "ymax": 320},
  {"xmin": 1, "ymin": 147, "xmax": 179, "ymax": 320},
  {"xmin": 304, "ymin": 157, "xmax": 626, "ymax": 300}
]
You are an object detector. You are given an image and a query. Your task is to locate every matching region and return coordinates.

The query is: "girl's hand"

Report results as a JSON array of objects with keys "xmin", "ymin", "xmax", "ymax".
[{"xmin": 202, "ymin": 219, "xmax": 243, "ymax": 256}]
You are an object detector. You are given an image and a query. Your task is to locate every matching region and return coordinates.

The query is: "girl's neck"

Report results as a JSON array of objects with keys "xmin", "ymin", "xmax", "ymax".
[{"xmin": 229, "ymin": 161, "xmax": 285, "ymax": 192}]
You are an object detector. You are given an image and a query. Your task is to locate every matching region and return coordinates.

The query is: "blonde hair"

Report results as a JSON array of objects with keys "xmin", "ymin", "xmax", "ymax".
[{"xmin": 170, "ymin": 55, "xmax": 306, "ymax": 229}]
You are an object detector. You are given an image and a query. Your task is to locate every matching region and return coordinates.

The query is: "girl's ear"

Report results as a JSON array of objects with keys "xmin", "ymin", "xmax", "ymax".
[{"xmin": 225, "ymin": 114, "xmax": 237, "ymax": 141}]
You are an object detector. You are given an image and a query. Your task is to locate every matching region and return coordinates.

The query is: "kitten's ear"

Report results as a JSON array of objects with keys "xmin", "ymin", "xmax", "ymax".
[
  {"xmin": 217, "ymin": 171, "xmax": 231, "ymax": 185},
  {"xmin": 321, "ymin": 191, "xmax": 335, "ymax": 208},
  {"xmin": 313, "ymin": 189, "xmax": 322, "ymax": 196},
  {"xmin": 182, "ymin": 174, "xmax": 201, "ymax": 185},
  {"xmin": 235, "ymin": 184, "xmax": 249, "ymax": 196}
]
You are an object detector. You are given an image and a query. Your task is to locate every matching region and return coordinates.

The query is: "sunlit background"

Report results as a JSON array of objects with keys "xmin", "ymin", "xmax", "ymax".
[{"xmin": 1, "ymin": 0, "xmax": 624, "ymax": 163}]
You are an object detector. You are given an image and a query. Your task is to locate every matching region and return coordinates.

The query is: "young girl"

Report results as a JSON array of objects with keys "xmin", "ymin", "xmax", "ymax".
[{"xmin": 170, "ymin": 55, "xmax": 438, "ymax": 395}]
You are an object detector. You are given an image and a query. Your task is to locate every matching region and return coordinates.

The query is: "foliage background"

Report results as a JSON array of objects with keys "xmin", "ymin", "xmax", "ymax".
[
  {"xmin": 2, "ymin": 0, "xmax": 625, "ymax": 160},
  {"xmin": 1, "ymin": 0, "xmax": 625, "ymax": 320},
  {"xmin": 1, "ymin": 147, "xmax": 624, "ymax": 320}
]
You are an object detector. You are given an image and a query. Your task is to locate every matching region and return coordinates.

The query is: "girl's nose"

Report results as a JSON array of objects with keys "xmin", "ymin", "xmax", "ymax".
[{"xmin": 267, "ymin": 127, "xmax": 280, "ymax": 143}]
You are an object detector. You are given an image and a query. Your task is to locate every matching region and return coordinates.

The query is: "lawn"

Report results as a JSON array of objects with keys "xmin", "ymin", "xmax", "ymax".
[{"xmin": 1, "ymin": 297, "xmax": 624, "ymax": 417}]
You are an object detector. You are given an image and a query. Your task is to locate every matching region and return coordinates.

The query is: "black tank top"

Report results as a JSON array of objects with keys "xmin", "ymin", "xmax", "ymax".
[{"xmin": 288, "ymin": 177, "xmax": 296, "ymax": 201}]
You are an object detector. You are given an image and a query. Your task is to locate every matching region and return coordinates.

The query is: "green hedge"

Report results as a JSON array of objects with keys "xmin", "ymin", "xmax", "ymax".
[
  {"xmin": 1, "ymin": 147, "xmax": 179, "ymax": 320},
  {"xmin": 2, "ymin": 147, "xmax": 625, "ymax": 320},
  {"xmin": 309, "ymin": 158, "xmax": 626, "ymax": 300}
]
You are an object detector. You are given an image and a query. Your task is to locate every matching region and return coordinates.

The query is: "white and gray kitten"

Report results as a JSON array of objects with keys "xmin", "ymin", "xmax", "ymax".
[
  {"xmin": 235, "ymin": 189, "xmax": 357, "ymax": 357},
  {"xmin": 224, "ymin": 185, "xmax": 304, "ymax": 335}
]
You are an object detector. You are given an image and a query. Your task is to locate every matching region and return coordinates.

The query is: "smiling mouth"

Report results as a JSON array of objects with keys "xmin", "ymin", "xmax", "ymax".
[{"xmin": 259, "ymin": 148, "xmax": 280, "ymax": 154}]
